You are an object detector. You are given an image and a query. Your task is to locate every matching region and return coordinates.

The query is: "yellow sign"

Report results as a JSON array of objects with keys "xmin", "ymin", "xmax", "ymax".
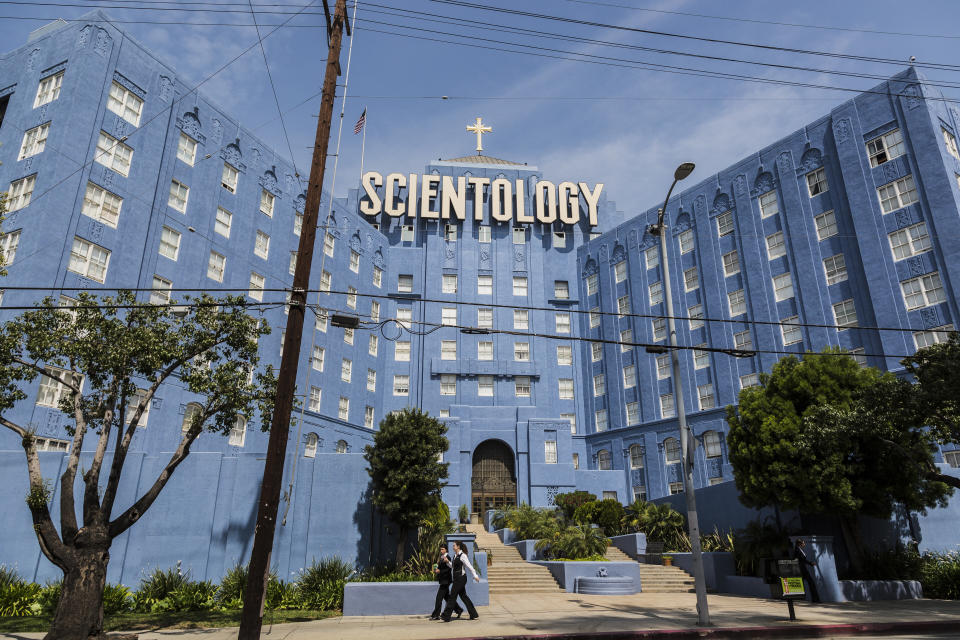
[{"xmin": 781, "ymin": 577, "xmax": 805, "ymax": 596}]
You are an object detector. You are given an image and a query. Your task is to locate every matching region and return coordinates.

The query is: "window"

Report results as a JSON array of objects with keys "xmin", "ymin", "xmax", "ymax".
[
  {"xmin": 287, "ymin": 252, "xmax": 298, "ymax": 276},
  {"xmin": 124, "ymin": 389, "xmax": 150, "ymax": 428},
  {"xmin": 478, "ymin": 226, "xmax": 491, "ymax": 243},
  {"xmin": 678, "ymin": 229, "xmax": 695, "ymax": 254},
  {"xmin": 617, "ymin": 295, "xmax": 631, "ymax": 317},
  {"xmin": 304, "ymin": 433, "xmax": 319, "ymax": 458},
  {"xmin": 319, "ymin": 270, "xmax": 332, "ymax": 293},
  {"xmin": 221, "ymin": 164, "xmax": 239, "ymax": 193},
  {"xmin": 558, "ymin": 378, "xmax": 574, "ymax": 399},
  {"xmin": 439, "ymin": 273, "xmax": 458, "ymax": 295},
  {"xmin": 515, "ymin": 342, "xmax": 530, "ymax": 361},
  {"xmin": 734, "ymin": 330, "xmax": 753, "ymax": 351},
  {"xmin": 338, "ymin": 397, "xmax": 350, "ymax": 420},
  {"xmin": 943, "ymin": 127, "xmax": 960, "ymax": 160},
  {"xmin": 669, "ymin": 482, "xmax": 685, "ymax": 495},
  {"xmin": 368, "ymin": 334, "xmax": 378, "ymax": 356},
  {"xmin": 773, "ymin": 273, "xmax": 794, "ymax": 301},
  {"xmin": 781, "ymin": 316, "xmax": 802, "ymax": 345},
  {"xmin": 248, "ymin": 272, "xmax": 265, "ymax": 301},
  {"xmin": 513, "ymin": 227, "xmax": 526, "ymax": 244},
  {"xmin": 684, "ymin": 268, "xmax": 699, "ymax": 292},
  {"xmin": 649, "ymin": 281, "xmax": 663, "ymax": 306},
  {"xmin": 759, "ymin": 190, "xmax": 779, "ymax": 218},
  {"xmin": 441, "ymin": 307, "xmax": 457, "ymax": 326},
  {"xmin": 349, "ymin": 250, "xmax": 360, "ymax": 273},
  {"xmin": 7, "ymin": 175, "xmax": 36, "ymax": 211},
  {"xmin": 373, "ymin": 266, "xmax": 382, "ymax": 288},
  {"xmin": 34, "ymin": 71, "xmax": 63, "ymax": 107},
  {"xmin": 664, "ymin": 437, "xmax": 681, "ymax": 464},
  {"xmin": 716, "ymin": 211, "xmax": 734, "ymax": 237},
  {"xmin": 593, "ymin": 373, "xmax": 606, "ymax": 396},
  {"xmin": 632, "ymin": 485, "xmax": 647, "ymax": 502},
  {"xmin": 833, "ymin": 299, "xmax": 858, "ymax": 328},
  {"xmin": 557, "ymin": 344, "xmax": 572, "ymax": 365},
  {"xmin": 343, "ymin": 327, "xmax": 355, "ymax": 345},
  {"xmin": 229, "ymin": 417, "xmax": 246, "ymax": 447},
  {"xmin": 509, "ymin": 375, "xmax": 531, "ymax": 398},
  {"xmin": 212, "ymin": 207, "xmax": 232, "ymax": 238},
  {"xmin": 320, "ymin": 232, "xmax": 335, "ymax": 257},
  {"xmin": 395, "ymin": 341, "xmax": 411, "ymax": 361},
  {"xmin": 336, "ymin": 439, "xmax": 348, "ymax": 454},
  {"xmin": 477, "ymin": 308, "xmax": 493, "ymax": 328},
  {"xmin": 728, "ymin": 289, "xmax": 746, "ymax": 317},
  {"xmin": 660, "ymin": 393, "xmax": 675, "ymax": 418},
  {"xmin": 722, "ymin": 250, "xmax": 740, "ymax": 276},
  {"xmin": 815, "ymin": 211, "xmax": 838, "ymax": 240},
  {"xmin": 478, "ymin": 341, "xmax": 493, "ymax": 360},
  {"xmin": 554, "ymin": 281, "xmax": 569, "ymax": 299},
  {"xmin": 393, "ymin": 375, "xmax": 409, "ymax": 395},
  {"xmin": 563, "ymin": 413, "xmax": 576, "ymax": 434},
  {"xmin": 888, "ymin": 223, "xmax": 931, "ymax": 261},
  {"xmin": 901, "ymin": 272, "xmax": 945, "ymax": 310},
  {"xmin": 398, "ymin": 274, "xmax": 413, "ymax": 293},
  {"xmin": 591, "ymin": 342, "xmax": 603, "ymax": 362},
  {"xmin": 107, "ymin": 81, "xmax": 143, "ymax": 126},
  {"xmin": 95, "ymin": 132, "xmax": 133, "ymax": 176},
  {"xmin": 441, "ymin": 374, "xmax": 457, "ymax": 396},
  {"xmin": 445, "ymin": 224, "xmax": 458, "ymax": 241},
  {"xmin": 652, "ymin": 317, "xmax": 666, "ymax": 342},
  {"xmin": 867, "ymin": 128, "xmax": 905, "ymax": 167},
  {"xmin": 370, "ymin": 301, "xmax": 380, "ymax": 323},
  {"xmin": 18, "ymin": 123, "xmax": 49, "ymax": 160},
  {"xmin": 260, "ymin": 190, "xmax": 275, "ymax": 217},
  {"xmin": 620, "ymin": 329, "xmax": 633, "ymax": 351},
  {"xmin": 78, "ymin": 182, "xmax": 122, "ymax": 228},
  {"xmin": 623, "ymin": 365, "xmax": 637, "ymax": 389},
  {"xmin": 316, "ymin": 310, "xmax": 328, "ymax": 332},
  {"xmin": 597, "ymin": 449, "xmax": 611, "ymax": 469},
  {"xmin": 878, "ymin": 175, "xmax": 918, "ymax": 213},
  {"xmin": 628, "ymin": 444, "xmax": 644, "ymax": 469},
  {"xmin": 439, "ymin": 340, "xmax": 457, "ymax": 361},
  {"xmin": 694, "ymin": 345, "xmax": 710, "ymax": 369},
  {"xmin": 478, "ymin": 375, "xmax": 494, "ymax": 396},
  {"xmin": 945, "ymin": 450, "xmax": 960, "ymax": 469},
  {"xmin": 615, "ymin": 261, "xmax": 627, "ymax": 283},
  {"xmin": 688, "ymin": 304, "xmax": 704, "ymax": 331},
  {"xmin": 823, "ymin": 254, "xmax": 847, "ymax": 285},
  {"xmin": 645, "ymin": 246, "xmax": 659, "ymax": 269},
  {"xmin": 345, "ymin": 286, "xmax": 357, "ymax": 310},
  {"xmin": 207, "ymin": 251, "xmax": 225, "ymax": 282},
  {"xmin": 595, "ymin": 410, "xmax": 608, "ymax": 432},
  {"xmin": 168, "ymin": 180, "xmax": 189, "ymax": 213},
  {"xmin": 475, "ymin": 274, "xmax": 492, "ymax": 296},
  {"xmin": 586, "ymin": 273, "xmax": 599, "ymax": 296},
  {"xmin": 177, "ymin": 133, "xmax": 197, "ymax": 166},
  {"xmin": 766, "ymin": 231, "xmax": 786, "ymax": 260},
  {"xmin": 657, "ymin": 354, "xmax": 671, "ymax": 379},
  {"xmin": 850, "ymin": 347, "xmax": 867, "ymax": 367},
  {"xmin": 312, "ymin": 346, "xmax": 325, "ymax": 371},
  {"xmin": 806, "ymin": 168, "xmax": 828, "ymax": 196},
  {"xmin": 401, "ymin": 225, "xmax": 414, "ymax": 242},
  {"xmin": 68, "ymin": 237, "xmax": 110, "ymax": 281},
  {"xmin": 513, "ymin": 276, "xmax": 528, "ymax": 296},
  {"xmin": 514, "ymin": 310, "xmax": 529, "ymax": 330},
  {"xmin": 698, "ymin": 384, "xmax": 715, "ymax": 410},
  {"xmin": 556, "ymin": 312, "xmax": 570, "ymax": 334},
  {"xmin": 340, "ymin": 358, "xmax": 352, "ymax": 383},
  {"xmin": 553, "ymin": 231, "xmax": 566, "ymax": 248},
  {"xmin": 913, "ymin": 325, "xmax": 954, "ymax": 349},
  {"xmin": 181, "ymin": 403, "xmax": 203, "ymax": 433},
  {"xmin": 250, "ymin": 231, "xmax": 269, "ymax": 260},
  {"xmin": 545, "ymin": 440, "xmax": 558, "ymax": 464},
  {"xmin": 740, "ymin": 373, "xmax": 759, "ymax": 388},
  {"xmin": 573, "ymin": 453, "xmax": 580, "ymax": 469},
  {"xmin": 36, "ymin": 367, "xmax": 82, "ymax": 408},
  {"xmin": 364, "ymin": 406, "xmax": 375, "ymax": 428}
]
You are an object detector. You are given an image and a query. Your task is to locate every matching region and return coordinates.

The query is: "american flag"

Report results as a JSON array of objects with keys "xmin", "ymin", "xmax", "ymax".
[{"xmin": 354, "ymin": 108, "xmax": 366, "ymax": 135}]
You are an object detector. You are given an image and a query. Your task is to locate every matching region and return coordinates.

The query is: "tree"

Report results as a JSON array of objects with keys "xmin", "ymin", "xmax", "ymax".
[
  {"xmin": 0, "ymin": 292, "xmax": 275, "ymax": 640},
  {"xmin": 363, "ymin": 408, "xmax": 449, "ymax": 564},
  {"xmin": 553, "ymin": 490, "xmax": 596, "ymax": 521},
  {"xmin": 901, "ymin": 331, "xmax": 960, "ymax": 447}
]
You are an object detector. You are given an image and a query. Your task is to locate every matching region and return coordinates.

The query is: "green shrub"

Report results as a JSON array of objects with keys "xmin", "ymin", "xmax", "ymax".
[
  {"xmin": 0, "ymin": 565, "xmax": 22, "ymax": 590},
  {"xmin": 215, "ymin": 562, "xmax": 250, "ymax": 606},
  {"xmin": 490, "ymin": 505, "xmax": 516, "ymax": 530},
  {"xmin": 102, "ymin": 583, "xmax": 133, "ymax": 615},
  {"xmin": 733, "ymin": 519, "xmax": 793, "ymax": 577},
  {"xmin": 135, "ymin": 565, "xmax": 190, "ymax": 603},
  {"xmin": 554, "ymin": 491, "xmax": 596, "ymax": 521},
  {"xmin": 920, "ymin": 551, "xmax": 960, "ymax": 599},
  {"xmin": 295, "ymin": 557, "xmax": 354, "ymax": 611},
  {"xmin": 0, "ymin": 580, "xmax": 41, "ymax": 616},
  {"xmin": 354, "ymin": 570, "xmax": 432, "ymax": 582},
  {"xmin": 536, "ymin": 524, "xmax": 609, "ymax": 560},
  {"xmin": 36, "ymin": 580, "xmax": 62, "ymax": 617},
  {"xmin": 572, "ymin": 499, "xmax": 624, "ymax": 537},
  {"xmin": 506, "ymin": 503, "xmax": 562, "ymax": 541}
]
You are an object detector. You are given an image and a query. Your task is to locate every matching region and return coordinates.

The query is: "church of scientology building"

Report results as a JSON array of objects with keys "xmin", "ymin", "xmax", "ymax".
[{"xmin": 1, "ymin": 13, "xmax": 958, "ymax": 583}]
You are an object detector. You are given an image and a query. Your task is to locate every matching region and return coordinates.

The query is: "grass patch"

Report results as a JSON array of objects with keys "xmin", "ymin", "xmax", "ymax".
[{"xmin": 0, "ymin": 609, "xmax": 337, "ymax": 633}]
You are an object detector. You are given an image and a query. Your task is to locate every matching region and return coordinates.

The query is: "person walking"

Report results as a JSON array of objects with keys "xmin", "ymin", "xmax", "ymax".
[
  {"xmin": 430, "ymin": 545, "xmax": 462, "ymax": 620},
  {"xmin": 793, "ymin": 538, "xmax": 821, "ymax": 603},
  {"xmin": 441, "ymin": 540, "xmax": 480, "ymax": 621}
]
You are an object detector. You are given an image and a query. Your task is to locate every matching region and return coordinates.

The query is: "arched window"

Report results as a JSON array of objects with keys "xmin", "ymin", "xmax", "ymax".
[
  {"xmin": 703, "ymin": 430, "xmax": 722, "ymax": 459},
  {"xmin": 336, "ymin": 439, "xmax": 348, "ymax": 454},
  {"xmin": 229, "ymin": 416, "xmax": 246, "ymax": 447},
  {"xmin": 664, "ymin": 437, "xmax": 681, "ymax": 465},
  {"xmin": 181, "ymin": 402, "xmax": 202, "ymax": 433},
  {"xmin": 629, "ymin": 444, "xmax": 644, "ymax": 469},
  {"xmin": 597, "ymin": 449, "xmax": 612, "ymax": 470},
  {"xmin": 304, "ymin": 433, "xmax": 319, "ymax": 458}
]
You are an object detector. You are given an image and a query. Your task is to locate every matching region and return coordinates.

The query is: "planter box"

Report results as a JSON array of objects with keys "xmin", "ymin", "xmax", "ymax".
[
  {"xmin": 343, "ymin": 580, "xmax": 489, "ymax": 616},
  {"xmin": 841, "ymin": 580, "xmax": 922, "ymax": 601},
  {"xmin": 496, "ymin": 528, "xmax": 517, "ymax": 545},
  {"xmin": 719, "ymin": 575, "xmax": 773, "ymax": 598},
  {"xmin": 531, "ymin": 561, "xmax": 640, "ymax": 593}
]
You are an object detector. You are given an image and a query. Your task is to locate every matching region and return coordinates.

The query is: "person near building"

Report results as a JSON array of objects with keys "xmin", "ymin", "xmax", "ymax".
[
  {"xmin": 429, "ymin": 545, "xmax": 462, "ymax": 620},
  {"xmin": 793, "ymin": 538, "xmax": 821, "ymax": 602},
  {"xmin": 440, "ymin": 540, "xmax": 480, "ymax": 621}
]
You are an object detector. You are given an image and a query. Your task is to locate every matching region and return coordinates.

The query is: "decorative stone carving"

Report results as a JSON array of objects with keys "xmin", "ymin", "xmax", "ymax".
[
  {"xmin": 833, "ymin": 117, "xmax": 851, "ymax": 144},
  {"xmin": 114, "ymin": 118, "xmax": 127, "ymax": 139},
  {"xmin": 89, "ymin": 220, "xmax": 104, "ymax": 242},
  {"xmin": 101, "ymin": 168, "xmax": 113, "ymax": 188},
  {"xmin": 250, "ymin": 147, "xmax": 261, "ymax": 167},
  {"xmin": 445, "ymin": 246, "xmax": 457, "ymax": 263},
  {"xmin": 23, "ymin": 157, "xmax": 33, "ymax": 172},
  {"xmin": 896, "ymin": 209, "xmax": 912, "ymax": 228},
  {"xmin": 151, "ymin": 397, "xmax": 163, "ymax": 410},
  {"xmin": 350, "ymin": 231, "xmax": 362, "ymax": 253},
  {"xmin": 598, "ymin": 244, "xmax": 608, "ymax": 264},
  {"xmin": 27, "ymin": 49, "xmax": 40, "ymax": 72},
  {"xmin": 77, "ymin": 25, "xmax": 92, "ymax": 48},
  {"xmin": 920, "ymin": 307, "xmax": 939, "ymax": 328},
  {"xmin": 712, "ymin": 192, "xmax": 731, "ymax": 214},
  {"xmin": 776, "ymin": 150, "xmax": 793, "ymax": 176},
  {"xmin": 753, "ymin": 171, "xmax": 774, "ymax": 196},
  {"xmin": 373, "ymin": 248, "xmax": 385, "ymax": 268},
  {"xmin": 258, "ymin": 166, "xmax": 280, "ymax": 196},
  {"xmin": 295, "ymin": 193, "xmax": 306, "ymax": 213},
  {"xmin": 285, "ymin": 173, "xmax": 296, "ymax": 193},
  {"xmin": 513, "ymin": 247, "xmax": 525, "ymax": 268},
  {"xmin": 908, "ymin": 257, "xmax": 924, "ymax": 276},
  {"xmin": 693, "ymin": 195, "xmax": 706, "ymax": 219},
  {"xmin": 220, "ymin": 139, "xmax": 244, "ymax": 170},
  {"xmin": 883, "ymin": 160, "xmax": 901, "ymax": 183},
  {"xmin": 903, "ymin": 84, "xmax": 922, "ymax": 110},
  {"xmin": 582, "ymin": 257, "xmax": 598, "ymax": 277},
  {"xmin": 675, "ymin": 211, "xmax": 692, "ymax": 231},
  {"xmin": 800, "ymin": 148, "xmax": 822, "ymax": 172},
  {"xmin": 611, "ymin": 243, "xmax": 626, "ymax": 263},
  {"xmin": 546, "ymin": 487, "xmax": 560, "ymax": 506},
  {"xmin": 158, "ymin": 75, "xmax": 173, "ymax": 102},
  {"xmin": 176, "ymin": 107, "xmax": 205, "ymax": 143},
  {"xmin": 211, "ymin": 118, "xmax": 223, "ymax": 143},
  {"xmin": 628, "ymin": 229, "xmax": 639, "ymax": 249},
  {"xmin": 734, "ymin": 174, "xmax": 747, "ymax": 196},
  {"xmin": 94, "ymin": 28, "xmax": 112, "ymax": 57}
]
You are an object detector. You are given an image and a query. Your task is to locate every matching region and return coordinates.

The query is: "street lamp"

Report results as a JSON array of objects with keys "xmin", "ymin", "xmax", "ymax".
[{"xmin": 648, "ymin": 161, "xmax": 710, "ymax": 627}]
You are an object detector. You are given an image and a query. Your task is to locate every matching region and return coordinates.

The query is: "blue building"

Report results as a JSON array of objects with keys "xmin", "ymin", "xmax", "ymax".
[{"xmin": 0, "ymin": 14, "xmax": 958, "ymax": 583}]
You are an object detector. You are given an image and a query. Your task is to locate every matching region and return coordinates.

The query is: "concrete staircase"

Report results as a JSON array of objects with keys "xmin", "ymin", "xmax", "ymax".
[
  {"xmin": 604, "ymin": 545, "xmax": 696, "ymax": 593},
  {"xmin": 465, "ymin": 524, "xmax": 563, "ymax": 594}
]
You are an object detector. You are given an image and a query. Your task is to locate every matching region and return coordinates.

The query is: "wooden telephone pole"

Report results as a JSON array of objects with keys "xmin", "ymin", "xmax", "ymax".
[{"xmin": 238, "ymin": 0, "xmax": 349, "ymax": 636}]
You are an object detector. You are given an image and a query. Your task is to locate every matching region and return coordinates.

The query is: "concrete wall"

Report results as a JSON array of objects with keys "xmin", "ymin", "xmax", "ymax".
[
  {"xmin": 532, "ymin": 561, "xmax": 639, "ymax": 593},
  {"xmin": 343, "ymin": 580, "xmax": 489, "ymax": 616}
]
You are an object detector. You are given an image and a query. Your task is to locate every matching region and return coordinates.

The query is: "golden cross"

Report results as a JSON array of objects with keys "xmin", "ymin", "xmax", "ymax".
[{"xmin": 466, "ymin": 117, "xmax": 492, "ymax": 153}]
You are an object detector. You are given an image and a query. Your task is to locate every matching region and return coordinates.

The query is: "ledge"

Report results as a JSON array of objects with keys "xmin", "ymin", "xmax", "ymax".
[{"xmin": 343, "ymin": 580, "xmax": 489, "ymax": 616}]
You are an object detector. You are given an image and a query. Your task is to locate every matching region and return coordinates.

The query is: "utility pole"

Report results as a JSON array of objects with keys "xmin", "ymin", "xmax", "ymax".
[{"xmin": 238, "ymin": 0, "xmax": 349, "ymax": 636}]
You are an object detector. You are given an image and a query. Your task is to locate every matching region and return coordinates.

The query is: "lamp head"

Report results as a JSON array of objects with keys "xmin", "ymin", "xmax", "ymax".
[{"xmin": 674, "ymin": 162, "xmax": 695, "ymax": 181}]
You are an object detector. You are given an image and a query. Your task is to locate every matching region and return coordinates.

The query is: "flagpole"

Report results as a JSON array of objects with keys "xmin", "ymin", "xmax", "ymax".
[{"xmin": 359, "ymin": 105, "xmax": 367, "ymax": 181}]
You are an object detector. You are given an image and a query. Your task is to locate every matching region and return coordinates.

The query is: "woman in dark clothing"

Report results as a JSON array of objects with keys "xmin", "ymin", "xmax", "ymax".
[
  {"xmin": 441, "ymin": 540, "xmax": 480, "ymax": 622},
  {"xmin": 430, "ymin": 546, "xmax": 462, "ymax": 620}
]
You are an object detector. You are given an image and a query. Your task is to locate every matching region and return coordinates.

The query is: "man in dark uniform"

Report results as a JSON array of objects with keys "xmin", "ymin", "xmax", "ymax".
[
  {"xmin": 793, "ymin": 538, "xmax": 821, "ymax": 602},
  {"xmin": 441, "ymin": 540, "xmax": 480, "ymax": 621},
  {"xmin": 430, "ymin": 545, "xmax": 462, "ymax": 620}
]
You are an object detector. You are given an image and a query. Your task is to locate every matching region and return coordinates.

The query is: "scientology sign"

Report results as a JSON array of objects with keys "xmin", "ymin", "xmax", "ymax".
[{"xmin": 359, "ymin": 172, "xmax": 604, "ymax": 227}]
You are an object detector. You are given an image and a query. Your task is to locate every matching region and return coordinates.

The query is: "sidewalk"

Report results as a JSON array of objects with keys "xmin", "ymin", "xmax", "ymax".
[{"xmin": 4, "ymin": 592, "xmax": 960, "ymax": 640}]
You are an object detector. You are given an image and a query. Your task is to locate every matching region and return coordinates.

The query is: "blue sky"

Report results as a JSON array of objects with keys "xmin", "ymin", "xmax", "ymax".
[{"xmin": 3, "ymin": 0, "xmax": 959, "ymax": 213}]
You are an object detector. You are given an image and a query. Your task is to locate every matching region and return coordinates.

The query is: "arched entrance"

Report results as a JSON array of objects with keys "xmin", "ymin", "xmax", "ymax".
[{"xmin": 471, "ymin": 440, "xmax": 517, "ymax": 515}]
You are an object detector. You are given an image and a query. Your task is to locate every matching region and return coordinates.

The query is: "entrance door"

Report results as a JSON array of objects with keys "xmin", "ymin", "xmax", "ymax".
[{"xmin": 471, "ymin": 440, "xmax": 517, "ymax": 515}]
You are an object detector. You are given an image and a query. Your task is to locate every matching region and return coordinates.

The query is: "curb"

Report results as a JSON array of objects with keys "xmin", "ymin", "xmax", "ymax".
[{"xmin": 434, "ymin": 618, "xmax": 960, "ymax": 639}]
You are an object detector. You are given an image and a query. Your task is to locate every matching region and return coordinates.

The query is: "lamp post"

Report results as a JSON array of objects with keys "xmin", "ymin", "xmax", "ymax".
[{"xmin": 648, "ymin": 162, "xmax": 710, "ymax": 627}]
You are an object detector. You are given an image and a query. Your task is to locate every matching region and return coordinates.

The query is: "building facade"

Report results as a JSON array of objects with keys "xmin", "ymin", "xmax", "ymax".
[{"xmin": 0, "ymin": 14, "xmax": 958, "ymax": 582}]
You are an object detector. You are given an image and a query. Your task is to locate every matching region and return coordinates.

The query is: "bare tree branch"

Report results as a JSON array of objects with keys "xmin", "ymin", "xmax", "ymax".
[
  {"xmin": 12, "ymin": 359, "xmax": 82, "ymax": 394},
  {"xmin": 60, "ymin": 375, "xmax": 88, "ymax": 545}
]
